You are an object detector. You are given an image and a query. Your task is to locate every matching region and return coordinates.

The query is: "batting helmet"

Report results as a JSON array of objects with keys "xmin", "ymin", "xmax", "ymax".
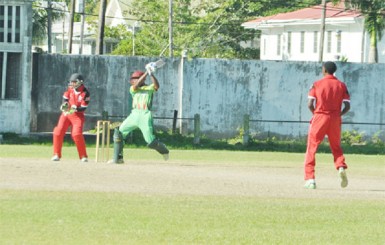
[
  {"xmin": 69, "ymin": 73, "xmax": 84, "ymax": 89},
  {"xmin": 130, "ymin": 70, "xmax": 145, "ymax": 79}
]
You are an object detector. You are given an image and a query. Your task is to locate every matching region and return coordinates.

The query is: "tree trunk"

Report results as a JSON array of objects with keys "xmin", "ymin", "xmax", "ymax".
[{"xmin": 368, "ymin": 29, "xmax": 378, "ymax": 63}]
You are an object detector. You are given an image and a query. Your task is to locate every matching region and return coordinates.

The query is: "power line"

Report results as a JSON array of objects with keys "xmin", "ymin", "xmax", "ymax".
[{"xmin": 34, "ymin": 1, "xmax": 360, "ymax": 28}]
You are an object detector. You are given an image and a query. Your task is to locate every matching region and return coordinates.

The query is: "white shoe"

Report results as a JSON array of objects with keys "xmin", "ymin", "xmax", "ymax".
[
  {"xmin": 339, "ymin": 167, "xmax": 348, "ymax": 188},
  {"xmin": 163, "ymin": 153, "xmax": 169, "ymax": 161},
  {"xmin": 81, "ymin": 157, "xmax": 88, "ymax": 162},
  {"xmin": 304, "ymin": 179, "xmax": 316, "ymax": 189},
  {"xmin": 107, "ymin": 159, "xmax": 124, "ymax": 164},
  {"xmin": 51, "ymin": 155, "xmax": 60, "ymax": 161}
]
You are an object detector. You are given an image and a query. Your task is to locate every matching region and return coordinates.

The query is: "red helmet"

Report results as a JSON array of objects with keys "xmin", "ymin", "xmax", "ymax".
[{"xmin": 131, "ymin": 70, "xmax": 145, "ymax": 79}]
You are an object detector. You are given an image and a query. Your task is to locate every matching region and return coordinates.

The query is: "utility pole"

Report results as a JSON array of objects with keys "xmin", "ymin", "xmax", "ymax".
[
  {"xmin": 79, "ymin": 0, "xmax": 85, "ymax": 54},
  {"xmin": 169, "ymin": 0, "xmax": 173, "ymax": 57},
  {"xmin": 318, "ymin": 0, "xmax": 327, "ymax": 62},
  {"xmin": 132, "ymin": 21, "xmax": 138, "ymax": 56},
  {"xmin": 67, "ymin": 0, "xmax": 75, "ymax": 54},
  {"xmin": 47, "ymin": 0, "xmax": 52, "ymax": 53},
  {"xmin": 96, "ymin": 0, "xmax": 107, "ymax": 55}
]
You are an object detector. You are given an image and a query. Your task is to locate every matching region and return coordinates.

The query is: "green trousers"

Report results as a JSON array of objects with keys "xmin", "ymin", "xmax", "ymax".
[{"xmin": 119, "ymin": 109, "xmax": 156, "ymax": 144}]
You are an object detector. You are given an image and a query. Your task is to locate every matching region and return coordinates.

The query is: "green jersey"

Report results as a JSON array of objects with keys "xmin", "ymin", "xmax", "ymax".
[{"xmin": 130, "ymin": 84, "xmax": 156, "ymax": 111}]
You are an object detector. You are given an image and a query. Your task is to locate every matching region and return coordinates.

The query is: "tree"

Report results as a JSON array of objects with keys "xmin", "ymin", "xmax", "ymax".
[
  {"xmin": 103, "ymin": 1, "xmax": 322, "ymax": 59},
  {"xmin": 114, "ymin": 0, "xmax": 199, "ymax": 57},
  {"xmin": 333, "ymin": 0, "xmax": 385, "ymax": 63},
  {"xmin": 32, "ymin": 1, "xmax": 60, "ymax": 46},
  {"xmin": 32, "ymin": 0, "xmax": 98, "ymax": 50}
]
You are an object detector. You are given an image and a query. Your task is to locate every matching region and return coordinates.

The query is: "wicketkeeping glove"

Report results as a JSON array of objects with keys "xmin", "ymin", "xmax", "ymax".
[
  {"xmin": 62, "ymin": 104, "xmax": 77, "ymax": 115},
  {"xmin": 145, "ymin": 62, "xmax": 157, "ymax": 75},
  {"xmin": 67, "ymin": 105, "xmax": 77, "ymax": 115},
  {"xmin": 60, "ymin": 102, "xmax": 69, "ymax": 112}
]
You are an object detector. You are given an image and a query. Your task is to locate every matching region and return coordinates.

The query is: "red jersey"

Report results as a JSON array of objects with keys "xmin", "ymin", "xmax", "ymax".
[
  {"xmin": 63, "ymin": 85, "xmax": 90, "ymax": 113},
  {"xmin": 308, "ymin": 74, "xmax": 350, "ymax": 115}
]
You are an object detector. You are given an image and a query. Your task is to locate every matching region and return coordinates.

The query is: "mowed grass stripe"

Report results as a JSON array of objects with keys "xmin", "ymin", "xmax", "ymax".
[{"xmin": 0, "ymin": 190, "xmax": 384, "ymax": 244}]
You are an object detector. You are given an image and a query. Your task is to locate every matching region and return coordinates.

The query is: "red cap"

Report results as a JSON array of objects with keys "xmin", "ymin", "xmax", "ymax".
[{"xmin": 131, "ymin": 70, "xmax": 145, "ymax": 79}]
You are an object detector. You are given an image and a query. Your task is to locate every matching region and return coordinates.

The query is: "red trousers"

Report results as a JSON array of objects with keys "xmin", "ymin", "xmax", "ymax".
[
  {"xmin": 53, "ymin": 112, "xmax": 88, "ymax": 159},
  {"xmin": 304, "ymin": 113, "xmax": 348, "ymax": 180}
]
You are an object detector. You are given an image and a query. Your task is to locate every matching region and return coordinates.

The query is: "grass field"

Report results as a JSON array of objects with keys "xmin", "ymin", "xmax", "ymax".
[{"xmin": 1, "ymin": 145, "xmax": 384, "ymax": 244}]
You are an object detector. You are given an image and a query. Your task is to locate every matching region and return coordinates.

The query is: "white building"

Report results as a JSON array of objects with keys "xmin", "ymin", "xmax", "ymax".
[
  {"xmin": 241, "ymin": 1, "xmax": 384, "ymax": 63},
  {"xmin": 0, "ymin": 0, "xmax": 33, "ymax": 134},
  {"xmin": 36, "ymin": 0, "xmax": 126, "ymax": 55}
]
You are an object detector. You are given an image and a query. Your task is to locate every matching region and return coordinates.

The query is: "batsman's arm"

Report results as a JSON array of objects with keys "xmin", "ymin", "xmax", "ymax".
[
  {"xmin": 132, "ymin": 72, "xmax": 148, "ymax": 91},
  {"xmin": 150, "ymin": 74, "xmax": 159, "ymax": 91}
]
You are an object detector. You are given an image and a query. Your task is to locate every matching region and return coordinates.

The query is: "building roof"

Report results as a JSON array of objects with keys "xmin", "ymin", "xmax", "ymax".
[{"xmin": 242, "ymin": 1, "xmax": 362, "ymax": 29}]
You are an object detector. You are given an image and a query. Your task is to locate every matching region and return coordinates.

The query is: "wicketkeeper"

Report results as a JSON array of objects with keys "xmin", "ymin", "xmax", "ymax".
[
  {"xmin": 110, "ymin": 63, "xmax": 169, "ymax": 163},
  {"xmin": 51, "ymin": 73, "xmax": 90, "ymax": 162}
]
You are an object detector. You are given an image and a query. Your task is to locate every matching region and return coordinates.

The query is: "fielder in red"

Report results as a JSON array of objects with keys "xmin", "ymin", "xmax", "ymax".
[
  {"xmin": 304, "ymin": 62, "xmax": 350, "ymax": 189},
  {"xmin": 51, "ymin": 73, "xmax": 90, "ymax": 162}
]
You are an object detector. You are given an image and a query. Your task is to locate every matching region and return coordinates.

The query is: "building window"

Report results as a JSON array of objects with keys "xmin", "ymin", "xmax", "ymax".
[
  {"xmin": 313, "ymin": 31, "xmax": 318, "ymax": 53},
  {"xmin": 0, "ymin": 6, "xmax": 4, "ymax": 42},
  {"xmin": 336, "ymin": 31, "xmax": 342, "ymax": 53},
  {"xmin": 0, "ymin": 5, "xmax": 22, "ymax": 43},
  {"xmin": 287, "ymin": 32, "xmax": 291, "ymax": 54},
  {"xmin": 0, "ymin": 52, "xmax": 21, "ymax": 99},
  {"xmin": 105, "ymin": 42, "xmax": 118, "ymax": 54},
  {"xmin": 327, "ymin": 31, "xmax": 332, "ymax": 53},
  {"xmin": 277, "ymin": 34, "xmax": 281, "ymax": 55},
  {"xmin": 300, "ymin": 31, "xmax": 305, "ymax": 53}
]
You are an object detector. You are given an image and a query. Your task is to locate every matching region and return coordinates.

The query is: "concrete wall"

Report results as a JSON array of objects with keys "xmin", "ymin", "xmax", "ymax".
[{"xmin": 31, "ymin": 54, "xmax": 385, "ymax": 139}]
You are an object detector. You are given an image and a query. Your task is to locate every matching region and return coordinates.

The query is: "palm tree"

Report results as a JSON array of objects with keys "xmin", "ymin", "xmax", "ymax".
[{"xmin": 333, "ymin": 0, "xmax": 385, "ymax": 63}]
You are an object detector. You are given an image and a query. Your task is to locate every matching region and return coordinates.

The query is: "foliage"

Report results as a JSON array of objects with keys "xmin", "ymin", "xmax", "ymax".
[
  {"xmin": 32, "ymin": 0, "xmax": 327, "ymax": 58},
  {"xmin": 339, "ymin": 55, "xmax": 349, "ymax": 62},
  {"xmin": 112, "ymin": 0, "xmax": 198, "ymax": 57},
  {"xmin": 1, "ymin": 129, "xmax": 384, "ymax": 154},
  {"xmin": 110, "ymin": 0, "xmax": 322, "ymax": 59},
  {"xmin": 341, "ymin": 130, "xmax": 365, "ymax": 145},
  {"xmin": 32, "ymin": 0, "xmax": 99, "ymax": 46},
  {"xmin": 32, "ymin": 1, "xmax": 64, "ymax": 45},
  {"xmin": 62, "ymin": 0, "xmax": 99, "ymax": 22}
]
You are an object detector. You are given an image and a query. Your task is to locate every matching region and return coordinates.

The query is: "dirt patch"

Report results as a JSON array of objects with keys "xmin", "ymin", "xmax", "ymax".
[{"xmin": 1, "ymin": 157, "xmax": 384, "ymax": 200}]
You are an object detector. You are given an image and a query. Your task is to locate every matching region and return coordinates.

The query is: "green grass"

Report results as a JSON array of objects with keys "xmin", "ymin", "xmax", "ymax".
[
  {"xmin": 1, "ymin": 145, "xmax": 384, "ymax": 244},
  {"xmin": 1, "ymin": 191, "xmax": 384, "ymax": 244}
]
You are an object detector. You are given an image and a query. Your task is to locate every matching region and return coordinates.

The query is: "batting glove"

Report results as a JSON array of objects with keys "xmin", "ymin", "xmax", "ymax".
[{"xmin": 145, "ymin": 62, "xmax": 156, "ymax": 75}]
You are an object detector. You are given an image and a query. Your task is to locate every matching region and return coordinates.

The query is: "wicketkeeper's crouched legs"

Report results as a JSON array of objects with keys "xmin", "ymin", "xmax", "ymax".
[{"xmin": 112, "ymin": 128, "xmax": 124, "ymax": 163}]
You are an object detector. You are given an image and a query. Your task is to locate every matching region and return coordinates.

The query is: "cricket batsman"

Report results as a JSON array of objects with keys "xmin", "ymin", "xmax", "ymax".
[
  {"xmin": 109, "ymin": 63, "xmax": 169, "ymax": 163},
  {"xmin": 51, "ymin": 73, "xmax": 90, "ymax": 162},
  {"xmin": 304, "ymin": 61, "xmax": 350, "ymax": 189}
]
